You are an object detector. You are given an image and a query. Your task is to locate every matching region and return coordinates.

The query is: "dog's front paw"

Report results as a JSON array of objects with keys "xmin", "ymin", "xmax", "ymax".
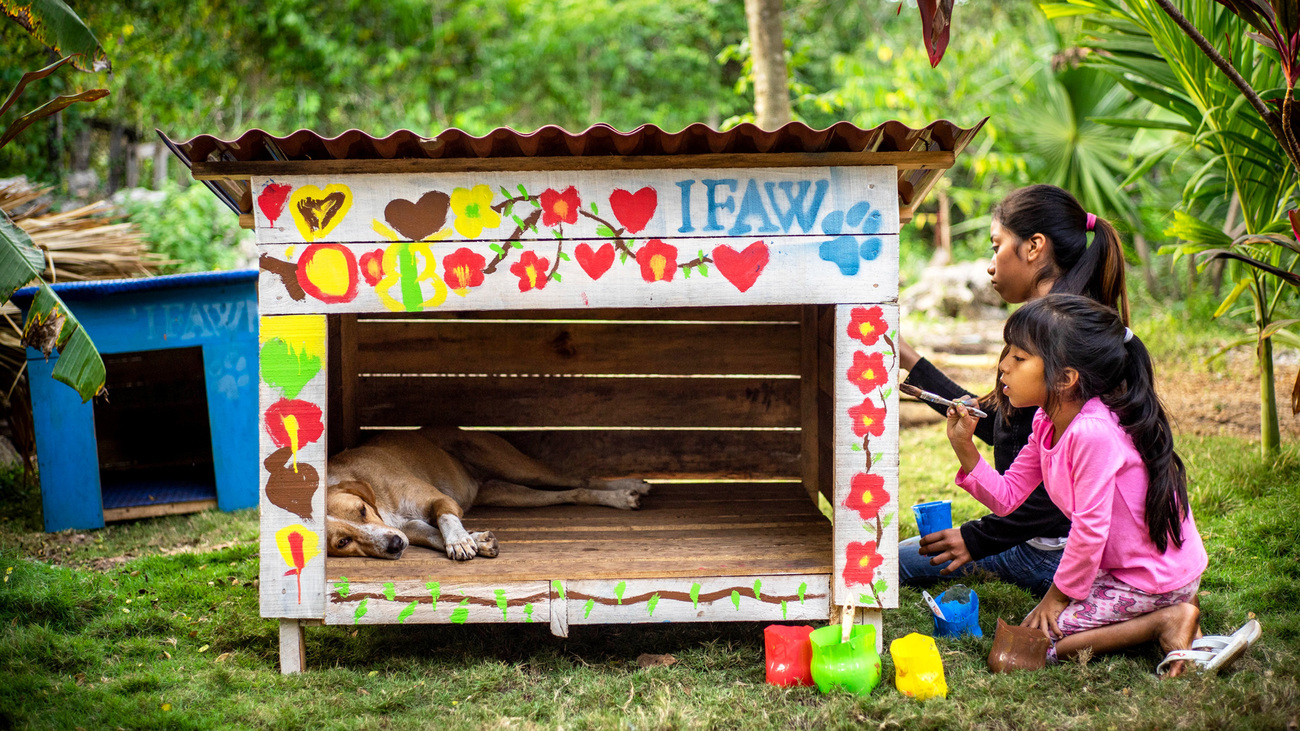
[
  {"xmin": 472, "ymin": 531, "xmax": 499, "ymax": 558},
  {"xmin": 604, "ymin": 489, "xmax": 642, "ymax": 510},
  {"xmin": 445, "ymin": 533, "xmax": 477, "ymax": 561},
  {"xmin": 602, "ymin": 478, "xmax": 652, "ymax": 495}
]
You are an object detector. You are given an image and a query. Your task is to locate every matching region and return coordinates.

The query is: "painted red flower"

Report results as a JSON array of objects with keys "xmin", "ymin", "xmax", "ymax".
[
  {"xmin": 444, "ymin": 247, "xmax": 486, "ymax": 294},
  {"xmin": 847, "ymin": 351, "xmax": 888, "ymax": 394},
  {"xmin": 845, "ymin": 472, "xmax": 889, "ymax": 522},
  {"xmin": 359, "ymin": 249, "xmax": 385, "ymax": 286},
  {"xmin": 539, "ymin": 186, "xmax": 581, "ymax": 227},
  {"xmin": 843, "ymin": 541, "xmax": 884, "ymax": 587},
  {"xmin": 636, "ymin": 239, "xmax": 678, "ymax": 283},
  {"xmin": 848, "ymin": 398, "xmax": 887, "ymax": 438},
  {"xmin": 510, "ymin": 250, "xmax": 551, "ymax": 292},
  {"xmin": 847, "ymin": 306, "xmax": 888, "ymax": 347}
]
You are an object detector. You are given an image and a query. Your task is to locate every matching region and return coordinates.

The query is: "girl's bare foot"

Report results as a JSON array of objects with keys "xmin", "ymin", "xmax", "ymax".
[{"xmin": 1155, "ymin": 603, "xmax": 1201, "ymax": 678}]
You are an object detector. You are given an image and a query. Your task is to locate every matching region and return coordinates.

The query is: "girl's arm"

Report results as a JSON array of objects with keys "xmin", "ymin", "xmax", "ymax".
[
  {"xmin": 1051, "ymin": 420, "xmax": 1124, "ymax": 600},
  {"xmin": 947, "ymin": 403, "xmax": 1045, "ymax": 515}
]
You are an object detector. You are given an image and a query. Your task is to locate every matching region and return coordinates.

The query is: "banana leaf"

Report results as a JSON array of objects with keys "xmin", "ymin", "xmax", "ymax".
[
  {"xmin": 0, "ymin": 0, "xmax": 109, "ymax": 71},
  {"xmin": 0, "ymin": 214, "xmax": 104, "ymax": 402}
]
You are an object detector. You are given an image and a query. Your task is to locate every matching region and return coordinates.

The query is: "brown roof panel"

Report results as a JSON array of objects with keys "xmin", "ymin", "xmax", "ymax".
[{"xmin": 159, "ymin": 119, "xmax": 986, "ymax": 220}]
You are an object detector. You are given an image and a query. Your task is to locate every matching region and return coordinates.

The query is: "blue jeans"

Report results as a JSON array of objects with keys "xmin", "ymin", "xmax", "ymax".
[{"xmin": 898, "ymin": 536, "xmax": 1062, "ymax": 596}]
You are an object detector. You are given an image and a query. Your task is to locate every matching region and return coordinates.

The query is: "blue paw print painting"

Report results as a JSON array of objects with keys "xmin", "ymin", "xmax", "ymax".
[{"xmin": 819, "ymin": 200, "xmax": 885, "ymax": 275}]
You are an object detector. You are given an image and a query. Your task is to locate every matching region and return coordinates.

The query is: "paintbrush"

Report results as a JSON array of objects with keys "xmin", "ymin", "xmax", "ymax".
[{"xmin": 899, "ymin": 383, "xmax": 988, "ymax": 419}]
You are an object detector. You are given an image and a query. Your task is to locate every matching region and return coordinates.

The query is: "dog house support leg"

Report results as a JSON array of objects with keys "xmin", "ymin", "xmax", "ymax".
[{"xmin": 279, "ymin": 619, "xmax": 306, "ymax": 674}]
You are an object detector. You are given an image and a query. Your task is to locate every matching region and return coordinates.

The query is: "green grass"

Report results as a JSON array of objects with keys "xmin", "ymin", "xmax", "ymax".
[{"xmin": 0, "ymin": 427, "xmax": 1296, "ymax": 729}]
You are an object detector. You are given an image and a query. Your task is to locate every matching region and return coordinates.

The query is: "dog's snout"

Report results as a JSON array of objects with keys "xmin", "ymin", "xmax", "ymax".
[{"xmin": 385, "ymin": 534, "xmax": 406, "ymax": 555}]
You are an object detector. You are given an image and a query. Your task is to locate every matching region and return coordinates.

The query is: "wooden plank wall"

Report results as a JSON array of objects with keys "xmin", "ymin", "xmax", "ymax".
[{"xmin": 339, "ymin": 306, "xmax": 805, "ymax": 480}]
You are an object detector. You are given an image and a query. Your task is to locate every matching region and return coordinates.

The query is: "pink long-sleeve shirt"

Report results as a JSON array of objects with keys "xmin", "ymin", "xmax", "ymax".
[{"xmin": 955, "ymin": 397, "xmax": 1207, "ymax": 600}]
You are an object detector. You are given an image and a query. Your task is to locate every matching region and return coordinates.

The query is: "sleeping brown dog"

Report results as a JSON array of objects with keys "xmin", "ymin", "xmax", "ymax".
[{"xmin": 326, "ymin": 427, "xmax": 651, "ymax": 560}]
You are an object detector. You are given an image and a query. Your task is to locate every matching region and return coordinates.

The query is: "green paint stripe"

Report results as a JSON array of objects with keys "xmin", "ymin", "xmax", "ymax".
[
  {"xmin": 382, "ymin": 582, "xmax": 395, "ymax": 601},
  {"xmin": 354, "ymin": 598, "xmax": 369, "ymax": 624},
  {"xmin": 495, "ymin": 589, "xmax": 509, "ymax": 621},
  {"xmin": 397, "ymin": 601, "xmax": 418, "ymax": 624},
  {"xmin": 426, "ymin": 581, "xmax": 441, "ymax": 612},
  {"xmin": 450, "ymin": 598, "xmax": 470, "ymax": 624}
]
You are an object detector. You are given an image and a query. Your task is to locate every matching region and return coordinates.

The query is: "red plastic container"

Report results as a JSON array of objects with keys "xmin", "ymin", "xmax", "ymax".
[{"xmin": 764, "ymin": 625, "xmax": 816, "ymax": 686}]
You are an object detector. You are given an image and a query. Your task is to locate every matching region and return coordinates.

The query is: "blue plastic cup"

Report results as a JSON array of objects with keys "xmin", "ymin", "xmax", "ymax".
[
  {"xmin": 912, "ymin": 500, "xmax": 952, "ymax": 537},
  {"xmin": 932, "ymin": 584, "xmax": 982, "ymax": 638}
]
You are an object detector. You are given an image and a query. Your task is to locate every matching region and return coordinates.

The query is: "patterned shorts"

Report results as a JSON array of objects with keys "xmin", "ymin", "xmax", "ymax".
[{"xmin": 1046, "ymin": 570, "xmax": 1201, "ymax": 663}]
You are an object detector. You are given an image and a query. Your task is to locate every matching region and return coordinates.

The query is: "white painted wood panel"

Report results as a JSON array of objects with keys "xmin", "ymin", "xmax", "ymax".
[
  {"xmin": 258, "ymin": 315, "xmax": 329, "ymax": 619},
  {"xmin": 566, "ymin": 575, "xmax": 829, "ymax": 625},
  {"xmin": 255, "ymin": 236, "xmax": 898, "ymax": 314},
  {"xmin": 323, "ymin": 580, "xmax": 551, "ymax": 625},
  {"xmin": 831, "ymin": 304, "xmax": 900, "ymax": 610},
  {"xmin": 250, "ymin": 167, "xmax": 899, "ymax": 245}
]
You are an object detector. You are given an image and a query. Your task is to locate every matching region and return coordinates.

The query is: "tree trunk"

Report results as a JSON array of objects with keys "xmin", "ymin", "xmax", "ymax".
[
  {"xmin": 744, "ymin": 0, "xmax": 792, "ymax": 129},
  {"xmin": 929, "ymin": 189, "xmax": 952, "ymax": 267},
  {"xmin": 153, "ymin": 142, "xmax": 170, "ymax": 189},
  {"xmin": 1132, "ymin": 233, "xmax": 1160, "ymax": 297}
]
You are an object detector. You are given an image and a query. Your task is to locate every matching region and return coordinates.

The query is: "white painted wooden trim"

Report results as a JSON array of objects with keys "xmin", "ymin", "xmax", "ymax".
[
  {"xmin": 831, "ymin": 304, "xmax": 900, "ymax": 610},
  {"xmin": 323, "ymin": 580, "xmax": 551, "ymax": 625},
  {"xmin": 550, "ymin": 580, "xmax": 569, "ymax": 638},
  {"xmin": 250, "ymin": 167, "xmax": 899, "ymax": 245},
  {"xmin": 567, "ymin": 575, "xmax": 829, "ymax": 625}
]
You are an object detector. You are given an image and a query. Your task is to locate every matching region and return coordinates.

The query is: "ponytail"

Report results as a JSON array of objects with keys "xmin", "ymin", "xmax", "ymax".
[
  {"xmin": 993, "ymin": 185, "xmax": 1130, "ymax": 325},
  {"xmin": 1005, "ymin": 295, "xmax": 1188, "ymax": 552},
  {"xmin": 1104, "ymin": 334, "xmax": 1188, "ymax": 552}
]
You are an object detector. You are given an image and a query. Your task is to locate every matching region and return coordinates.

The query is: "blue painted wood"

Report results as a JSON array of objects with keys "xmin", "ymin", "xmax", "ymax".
[
  {"xmin": 28, "ymin": 356, "xmax": 105, "ymax": 531},
  {"xmin": 20, "ymin": 272, "xmax": 260, "ymax": 530},
  {"xmin": 202, "ymin": 341, "xmax": 259, "ymax": 512}
]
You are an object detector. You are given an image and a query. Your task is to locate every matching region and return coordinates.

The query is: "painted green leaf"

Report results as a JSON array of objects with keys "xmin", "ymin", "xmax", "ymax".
[
  {"xmin": 781, "ymin": 600, "xmax": 788, "ymax": 620},
  {"xmin": 730, "ymin": 590, "xmax": 740, "ymax": 610},
  {"xmin": 646, "ymin": 593, "xmax": 660, "ymax": 616},
  {"xmin": 595, "ymin": 224, "xmax": 616, "ymax": 238},
  {"xmin": 397, "ymin": 601, "xmax": 418, "ymax": 624},
  {"xmin": 614, "ymin": 581, "xmax": 626, "ymax": 604},
  {"xmin": 590, "ymin": 201, "xmax": 599, "ymax": 214},
  {"xmin": 510, "ymin": 214, "xmax": 524, "ymax": 228},
  {"xmin": 426, "ymin": 581, "xmax": 441, "ymax": 611},
  {"xmin": 872, "ymin": 453, "xmax": 883, "ymax": 465},
  {"xmin": 851, "ymin": 443, "xmax": 863, "ymax": 452},
  {"xmin": 512, "ymin": 241, "xmax": 524, "ymax": 249},
  {"xmin": 798, "ymin": 582, "xmax": 807, "ymax": 604},
  {"xmin": 882, "ymin": 387, "xmax": 893, "ymax": 399},
  {"xmin": 517, "ymin": 184, "xmax": 529, "ymax": 197},
  {"xmin": 873, "ymin": 579, "xmax": 888, "ymax": 595},
  {"xmin": 524, "ymin": 604, "xmax": 534, "ymax": 623},
  {"xmin": 450, "ymin": 598, "xmax": 470, "ymax": 624},
  {"xmin": 584, "ymin": 598, "xmax": 595, "ymax": 619},
  {"xmin": 859, "ymin": 593, "xmax": 877, "ymax": 607},
  {"xmin": 382, "ymin": 582, "xmax": 395, "ymax": 601},
  {"xmin": 881, "ymin": 512, "xmax": 894, "ymax": 530},
  {"xmin": 335, "ymin": 577, "xmax": 350, "ymax": 599},
  {"xmin": 495, "ymin": 589, "xmax": 509, "ymax": 621},
  {"xmin": 499, "ymin": 186, "xmax": 512, "ymax": 200},
  {"xmin": 551, "ymin": 272, "xmax": 562, "ymax": 282},
  {"xmin": 551, "ymin": 580, "xmax": 565, "ymax": 600},
  {"xmin": 260, "ymin": 337, "xmax": 322, "ymax": 399},
  {"xmin": 752, "ymin": 580, "xmax": 762, "ymax": 600},
  {"xmin": 552, "ymin": 228, "xmax": 563, "ymax": 239},
  {"xmin": 559, "ymin": 251, "xmax": 571, "ymax": 261},
  {"xmin": 619, "ymin": 253, "xmax": 628, "ymax": 264},
  {"xmin": 690, "ymin": 583, "xmax": 702, "ymax": 610},
  {"xmin": 489, "ymin": 243, "xmax": 504, "ymax": 256},
  {"xmin": 699, "ymin": 265, "xmax": 709, "ymax": 277},
  {"xmin": 682, "ymin": 266, "xmax": 692, "ymax": 279},
  {"xmin": 354, "ymin": 598, "xmax": 369, "ymax": 624}
]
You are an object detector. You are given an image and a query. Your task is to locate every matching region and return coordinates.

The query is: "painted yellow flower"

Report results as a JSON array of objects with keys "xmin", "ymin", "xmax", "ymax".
[{"xmin": 450, "ymin": 185, "xmax": 501, "ymax": 239}]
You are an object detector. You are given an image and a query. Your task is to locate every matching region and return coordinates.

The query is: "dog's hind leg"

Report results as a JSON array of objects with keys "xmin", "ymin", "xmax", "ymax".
[
  {"xmin": 399, "ymin": 518, "xmax": 498, "ymax": 559},
  {"xmin": 422, "ymin": 428, "xmax": 651, "ymax": 495},
  {"xmin": 476, "ymin": 480, "xmax": 642, "ymax": 510}
]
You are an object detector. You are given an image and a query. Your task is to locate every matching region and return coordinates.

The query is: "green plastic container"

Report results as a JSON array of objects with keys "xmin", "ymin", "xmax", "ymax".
[{"xmin": 808, "ymin": 624, "xmax": 882, "ymax": 696}]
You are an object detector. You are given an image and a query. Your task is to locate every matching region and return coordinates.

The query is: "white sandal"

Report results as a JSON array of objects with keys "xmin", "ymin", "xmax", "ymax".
[{"xmin": 1156, "ymin": 619, "xmax": 1261, "ymax": 675}]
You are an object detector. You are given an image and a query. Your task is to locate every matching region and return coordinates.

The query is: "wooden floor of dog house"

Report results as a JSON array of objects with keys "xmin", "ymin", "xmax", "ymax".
[{"xmin": 326, "ymin": 481, "xmax": 831, "ymax": 583}]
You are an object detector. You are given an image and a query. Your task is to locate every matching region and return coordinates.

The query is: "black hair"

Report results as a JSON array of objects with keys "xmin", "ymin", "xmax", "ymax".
[
  {"xmin": 1003, "ymin": 294, "xmax": 1188, "ymax": 553},
  {"xmin": 992, "ymin": 184, "xmax": 1130, "ymax": 325}
]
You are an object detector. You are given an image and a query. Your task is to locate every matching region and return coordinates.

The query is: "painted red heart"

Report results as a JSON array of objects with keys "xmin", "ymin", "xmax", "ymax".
[
  {"xmin": 608, "ymin": 187, "xmax": 657, "ymax": 234},
  {"xmin": 258, "ymin": 183, "xmax": 292, "ymax": 226},
  {"xmin": 711, "ymin": 241, "xmax": 770, "ymax": 293},
  {"xmin": 574, "ymin": 242, "xmax": 616, "ymax": 280}
]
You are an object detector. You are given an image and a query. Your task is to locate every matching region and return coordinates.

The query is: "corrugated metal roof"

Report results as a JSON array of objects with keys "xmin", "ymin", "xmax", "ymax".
[{"xmin": 160, "ymin": 120, "xmax": 985, "ymax": 221}]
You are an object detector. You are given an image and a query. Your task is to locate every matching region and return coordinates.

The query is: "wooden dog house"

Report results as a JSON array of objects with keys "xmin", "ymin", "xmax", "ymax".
[{"xmin": 163, "ymin": 121, "xmax": 982, "ymax": 673}]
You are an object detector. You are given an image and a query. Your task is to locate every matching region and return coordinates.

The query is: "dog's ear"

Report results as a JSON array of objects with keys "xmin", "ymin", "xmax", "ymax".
[{"xmin": 335, "ymin": 480, "xmax": 378, "ymax": 510}]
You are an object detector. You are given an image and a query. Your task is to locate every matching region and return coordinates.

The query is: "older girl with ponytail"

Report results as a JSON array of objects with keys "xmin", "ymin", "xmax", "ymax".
[
  {"xmin": 946, "ymin": 294, "xmax": 1214, "ymax": 675},
  {"xmin": 899, "ymin": 184, "xmax": 1131, "ymax": 595}
]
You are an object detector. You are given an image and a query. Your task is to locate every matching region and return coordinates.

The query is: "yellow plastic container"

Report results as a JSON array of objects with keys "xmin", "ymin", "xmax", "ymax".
[{"xmin": 889, "ymin": 632, "xmax": 948, "ymax": 700}]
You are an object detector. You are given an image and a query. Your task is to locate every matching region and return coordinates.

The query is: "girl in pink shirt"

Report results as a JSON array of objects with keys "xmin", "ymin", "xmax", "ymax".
[{"xmin": 947, "ymin": 294, "xmax": 1207, "ymax": 675}]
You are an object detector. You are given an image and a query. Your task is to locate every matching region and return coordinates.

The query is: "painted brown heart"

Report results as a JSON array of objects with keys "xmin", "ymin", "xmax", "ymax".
[
  {"xmin": 296, "ymin": 191, "xmax": 348, "ymax": 234},
  {"xmin": 264, "ymin": 446, "xmax": 319, "ymax": 521},
  {"xmin": 385, "ymin": 190, "xmax": 451, "ymax": 241}
]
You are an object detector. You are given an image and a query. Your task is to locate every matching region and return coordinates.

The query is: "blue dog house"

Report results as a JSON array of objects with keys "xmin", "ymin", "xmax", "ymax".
[{"xmin": 15, "ymin": 270, "xmax": 259, "ymax": 531}]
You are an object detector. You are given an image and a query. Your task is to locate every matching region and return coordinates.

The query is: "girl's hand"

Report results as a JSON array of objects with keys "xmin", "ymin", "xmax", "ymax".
[
  {"xmin": 918, "ymin": 527, "xmax": 973, "ymax": 574},
  {"xmin": 946, "ymin": 400, "xmax": 982, "ymax": 472},
  {"xmin": 1021, "ymin": 584, "xmax": 1071, "ymax": 640}
]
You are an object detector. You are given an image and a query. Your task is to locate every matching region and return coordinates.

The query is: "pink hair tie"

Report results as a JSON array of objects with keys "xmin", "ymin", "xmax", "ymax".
[{"xmin": 1085, "ymin": 212, "xmax": 1097, "ymax": 232}]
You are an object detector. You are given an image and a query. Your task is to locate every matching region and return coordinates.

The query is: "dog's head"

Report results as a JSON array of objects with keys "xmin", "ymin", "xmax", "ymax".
[{"xmin": 326, "ymin": 480, "xmax": 409, "ymax": 559}]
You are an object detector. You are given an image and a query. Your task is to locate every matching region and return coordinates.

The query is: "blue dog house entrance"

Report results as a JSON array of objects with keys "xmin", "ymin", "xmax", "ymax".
[
  {"xmin": 95, "ymin": 347, "xmax": 220, "ymax": 520},
  {"xmin": 15, "ymin": 270, "xmax": 261, "ymax": 532}
]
